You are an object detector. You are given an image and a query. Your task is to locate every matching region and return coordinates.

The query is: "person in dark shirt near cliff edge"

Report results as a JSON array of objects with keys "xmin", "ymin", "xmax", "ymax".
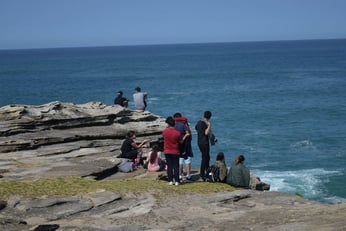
[{"xmin": 114, "ymin": 90, "xmax": 129, "ymax": 108}]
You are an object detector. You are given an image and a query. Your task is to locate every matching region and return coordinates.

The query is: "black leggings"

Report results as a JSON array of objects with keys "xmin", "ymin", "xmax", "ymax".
[{"xmin": 198, "ymin": 144, "xmax": 210, "ymax": 179}]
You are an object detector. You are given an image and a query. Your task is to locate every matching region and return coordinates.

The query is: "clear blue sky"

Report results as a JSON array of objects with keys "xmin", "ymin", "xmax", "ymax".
[{"xmin": 1, "ymin": 0, "xmax": 346, "ymax": 49}]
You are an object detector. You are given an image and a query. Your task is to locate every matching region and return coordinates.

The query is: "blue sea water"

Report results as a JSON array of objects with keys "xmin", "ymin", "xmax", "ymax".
[{"xmin": 1, "ymin": 39, "xmax": 346, "ymax": 204}]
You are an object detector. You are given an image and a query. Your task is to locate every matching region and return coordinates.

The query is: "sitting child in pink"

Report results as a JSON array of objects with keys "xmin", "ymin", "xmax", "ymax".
[{"xmin": 146, "ymin": 145, "xmax": 166, "ymax": 172}]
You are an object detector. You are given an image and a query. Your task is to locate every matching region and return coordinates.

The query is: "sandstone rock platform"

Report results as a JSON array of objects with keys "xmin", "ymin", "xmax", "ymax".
[
  {"xmin": 0, "ymin": 102, "xmax": 345, "ymax": 231},
  {"xmin": 0, "ymin": 101, "xmax": 165, "ymax": 181}
]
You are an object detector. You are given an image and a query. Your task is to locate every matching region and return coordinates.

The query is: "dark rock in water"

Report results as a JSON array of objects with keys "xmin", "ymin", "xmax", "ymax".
[
  {"xmin": 256, "ymin": 181, "xmax": 270, "ymax": 191},
  {"xmin": 249, "ymin": 173, "xmax": 270, "ymax": 191}
]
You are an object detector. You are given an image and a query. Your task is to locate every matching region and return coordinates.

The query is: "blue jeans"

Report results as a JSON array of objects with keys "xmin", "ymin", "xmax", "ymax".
[{"xmin": 165, "ymin": 154, "xmax": 180, "ymax": 183}]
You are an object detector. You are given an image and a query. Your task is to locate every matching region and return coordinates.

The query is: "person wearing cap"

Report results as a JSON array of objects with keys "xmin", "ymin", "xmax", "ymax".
[
  {"xmin": 114, "ymin": 90, "xmax": 129, "ymax": 108},
  {"xmin": 133, "ymin": 87, "xmax": 147, "ymax": 110},
  {"xmin": 173, "ymin": 112, "xmax": 193, "ymax": 181}
]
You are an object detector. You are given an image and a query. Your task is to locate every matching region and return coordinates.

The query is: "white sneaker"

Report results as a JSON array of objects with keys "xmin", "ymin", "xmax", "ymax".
[
  {"xmin": 175, "ymin": 182, "xmax": 179, "ymax": 186},
  {"xmin": 168, "ymin": 181, "xmax": 173, "ymax": 185},
  {"xmin": 179, "ymin": 175, "xmax": 182, "ymax": 180}
]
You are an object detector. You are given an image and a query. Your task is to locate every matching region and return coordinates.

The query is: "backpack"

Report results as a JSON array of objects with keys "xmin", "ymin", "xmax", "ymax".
[
  {"xmin": 206, "ymin": 165, "xmax": 220, "ymax": 182},
  {"xmin": 118, "ymin": 159, "xmax": 134, "ymax": 173}
]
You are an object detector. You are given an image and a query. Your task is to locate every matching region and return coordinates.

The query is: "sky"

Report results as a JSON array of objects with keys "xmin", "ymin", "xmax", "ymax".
[{"xmin": 1, "ymin": 0, "xmax": 346, "ymax": 50}]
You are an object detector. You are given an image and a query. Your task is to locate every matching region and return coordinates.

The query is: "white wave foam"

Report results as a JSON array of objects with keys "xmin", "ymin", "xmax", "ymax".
[
  {"xmin": 323, "ymin": 196, "xmax": 346, "ymax": 204},
  {"xmin": 290, "ymin": 140, "xmax": 317, "ymax": 150},
  {"xmin": 252, "ymin": 168, "xmax": 341, "ymax": 201},
  {"xmin": 147, "ymin": 97, "xmax": 160, "ymax": 101}
]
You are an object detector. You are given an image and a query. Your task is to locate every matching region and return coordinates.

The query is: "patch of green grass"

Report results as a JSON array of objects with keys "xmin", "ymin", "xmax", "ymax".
[
  {"xmin": 0, "ymin": 177, "xmax": 235, "ymax": 199},
  {"xmin": 295, "ymin": 192, "xmax": 304, "ymax": 198}
]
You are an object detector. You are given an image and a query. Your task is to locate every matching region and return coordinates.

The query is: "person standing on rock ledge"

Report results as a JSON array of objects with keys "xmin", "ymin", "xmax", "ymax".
[
  {"xmin": 174, "ymin": 112, "xmax": 193, "ymax": 181},
  {"xmin": 163, "ymin": 116, "xmax": 190, "ymax": 186},
  {"xmin": 195, "ymin": 110, "xmax": 213, "ymax": 181}
]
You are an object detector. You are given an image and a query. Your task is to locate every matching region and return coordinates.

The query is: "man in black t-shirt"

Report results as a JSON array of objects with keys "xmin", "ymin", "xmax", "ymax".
[{"xmin": 195, "ymin": 110, "xmax": 212, "ymax": 181}]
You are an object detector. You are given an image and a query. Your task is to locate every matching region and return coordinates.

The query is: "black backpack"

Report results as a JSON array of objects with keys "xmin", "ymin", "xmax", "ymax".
[{"xmin": 206, "ymin": 165, "xmax": 220, "ymax": 182}]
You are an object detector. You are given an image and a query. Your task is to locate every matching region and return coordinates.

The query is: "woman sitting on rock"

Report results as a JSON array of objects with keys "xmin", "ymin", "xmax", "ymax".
[
  {"xmin": 212, "ymin": 152, "xmax": 228, "ymax": 183},
  {"xmin": 120, "ymin": 131, "xmax": 148, "ymax": 167},
  {"xmin": 146, "ymin": 145, "xmax": 166, "ymax": 172},
  {"xmin": 226, "ymin": 155, "xmax": 250, "ymax": 188}
]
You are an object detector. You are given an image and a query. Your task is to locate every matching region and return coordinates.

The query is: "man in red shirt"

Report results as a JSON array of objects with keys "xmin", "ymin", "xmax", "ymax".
[{"xmin": 163, "ymin": 116, "xmax": 190, "ymax": 186}]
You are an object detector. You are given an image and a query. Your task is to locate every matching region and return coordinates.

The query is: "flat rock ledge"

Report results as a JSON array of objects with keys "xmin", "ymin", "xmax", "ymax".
[
  {"xmin": 1, "ymin": 102, "xmax": 345, "ymax": 230},
  {"xmin": 0, "ymin": 101, "xmax": 166, "ymax": 180},
  {"xmin": 1, "ymin": 189, "xmax": 345, "ymax": 231}
]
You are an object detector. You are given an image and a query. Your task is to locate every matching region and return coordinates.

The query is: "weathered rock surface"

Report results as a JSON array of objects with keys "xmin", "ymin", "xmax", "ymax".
[
  {"xmin": 1, "ymin": 101, "xmax": 345, "ymax": 231},
  {"xmin": 0, "ymin": 101, "xmax": 165, "ymax": 181},
  {"xmin": 1, "ymin": 188, "xmax": 345, "ymax": 231}
]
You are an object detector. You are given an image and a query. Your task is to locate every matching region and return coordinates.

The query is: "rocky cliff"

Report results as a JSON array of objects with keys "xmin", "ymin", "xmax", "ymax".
[
  {"xmin": 0, "ymin": 102, "xmax": 345, "ymax": 231},
  {"xmin": 0, "ymin": 101, "xmax": 165, "ymax": 181}
]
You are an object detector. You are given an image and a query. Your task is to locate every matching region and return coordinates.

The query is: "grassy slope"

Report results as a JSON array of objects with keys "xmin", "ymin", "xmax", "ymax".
[{"xmin": 0, "ymin": 177, "xmax": 235, "ymax": 199}]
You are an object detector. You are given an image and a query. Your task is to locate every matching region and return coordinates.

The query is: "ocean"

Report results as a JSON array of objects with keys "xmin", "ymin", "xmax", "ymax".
[{"xmin": 1, "ymin": 39, "xmax": 346, "ymax": 204}]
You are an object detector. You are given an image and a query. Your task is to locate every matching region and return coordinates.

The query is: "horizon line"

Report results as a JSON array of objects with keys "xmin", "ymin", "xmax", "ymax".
[{"xmin": 1, "ymin": 37, "xmax": 346, "ymax": 51}]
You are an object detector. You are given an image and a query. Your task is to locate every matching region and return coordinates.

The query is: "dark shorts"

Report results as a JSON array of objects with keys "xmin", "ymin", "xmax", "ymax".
[{"xmin": 120, "ymin": 150, "xmax": 138, "ymax": 160}]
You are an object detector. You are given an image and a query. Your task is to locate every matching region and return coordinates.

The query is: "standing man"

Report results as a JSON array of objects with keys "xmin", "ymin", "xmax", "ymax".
[
  {"xmin": 195, "ymin": 111, "xmax": 212, "ymax": 181},
  {"xmin": 133, "ymin": 86, "xmax": 147, "ymax": 111},
  {"xmin": 174, "ymin": 112, "xmax": 193, "ymax": 181}
]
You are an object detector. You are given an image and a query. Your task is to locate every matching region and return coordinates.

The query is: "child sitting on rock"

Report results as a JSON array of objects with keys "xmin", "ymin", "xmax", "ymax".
[{"xmin": 146, "ymin": 145, "xmax": 166, "ymax": 172}]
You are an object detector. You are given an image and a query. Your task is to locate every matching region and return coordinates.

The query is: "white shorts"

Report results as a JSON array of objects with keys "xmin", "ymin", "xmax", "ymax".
[{"xmin": 179, "ymin": 156, "xmax": 192, "ymax": 165}]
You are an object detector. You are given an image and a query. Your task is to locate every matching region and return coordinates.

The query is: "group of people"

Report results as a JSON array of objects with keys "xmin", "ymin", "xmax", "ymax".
[
  {"xmin": 118, "ymin": 107, "xmax": 252, "ymax": 189},
  {"xmin": 209, "ymin": 152, "xmax": 250, "ymax": 188},
  {"xmin": 114, "ymin": 87, "xmax": 251, "ymax": 188},
  {"xmin": 114, "ymin": 86, "xmax": 147, "ymax": 111}
]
